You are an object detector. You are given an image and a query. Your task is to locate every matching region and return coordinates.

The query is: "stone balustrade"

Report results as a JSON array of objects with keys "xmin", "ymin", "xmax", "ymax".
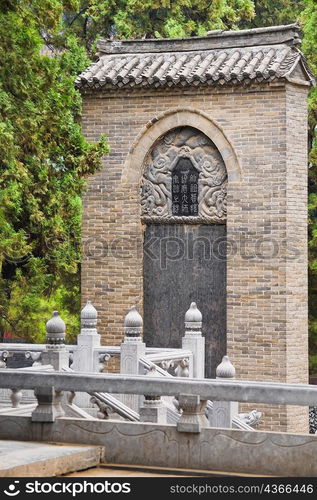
[
  {"xmin": 1, "ymin": 369, "xmax": 317, "ymax": 420},
  {"xmin": 0, "ymin": 302, "xmax": 199, "ymax": 380},
  {"xmin": 0, "ymin": 304, "xmax": 201, "ymax": 423},
  {"xmin": 0, "ymin": 301, "xmax": 269, "ymax": 429}
]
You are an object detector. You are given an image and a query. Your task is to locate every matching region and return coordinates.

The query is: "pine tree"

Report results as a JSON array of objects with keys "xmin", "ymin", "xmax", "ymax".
[{"xmin": 0, "ymin": 1, "xmax": 108, "ymax": 341}]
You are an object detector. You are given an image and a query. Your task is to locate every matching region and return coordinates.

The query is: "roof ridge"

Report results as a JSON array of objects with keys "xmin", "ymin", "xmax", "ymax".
[
  {"xmin": 97, "ymin": 43, "xmax": 289, "ymax": 59},
  {"xmin": 206, "ymin": 22, "xmax": 299, "ymax": 38},
  {"xmin": 96, "ymin": 23, "xmax": 301, "ymax": 55}
]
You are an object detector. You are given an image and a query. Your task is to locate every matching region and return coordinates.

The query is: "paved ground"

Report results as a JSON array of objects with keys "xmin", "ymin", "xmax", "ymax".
[
  {"xmin": 0, "ymin": 441, "xmax": 270, "ymax": 478},
  {"xmin": 0, "ymin": 440, "xmax": 103, "ymax": 477}
]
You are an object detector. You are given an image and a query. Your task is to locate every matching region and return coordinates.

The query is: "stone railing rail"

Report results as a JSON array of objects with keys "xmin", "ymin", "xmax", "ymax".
[
  {"xmin": 1, "ymin": 370, "xmax": 316, "ymax": 432},
  {"xmin": 89, "ymin": 391, "xmax": 140, "ymax": 422},
  {"xmin": 0, "ymin": 346, "xmax": 171, "ymax": 358},
  {"xmin": 144, "ymin": 350, "xmax": 193, "ymax": 363},
  {"xmin": 1, "ymin": 344, "xmax": 45, "ymax": 352},
  {"xmin": 1, "ymin": 344, "xmax": 184, "ymax": 357},
  {"xmin": 2, "ymin": 370, "xmax": 317, "ymax": 407},
  {"xmin": 1, "ymin": 344, "xmax": 196, "ymax": 374},
  {"xmin": 139, "ymin": 356, "xmax": 173, "ymax": 377},
  {"xmin": 142, "ymin": 350, "xmax": 193, "ymax": 378},
  {"xmin": 96, "ymin": 346, "xmax": 181, "ymax": 356}
]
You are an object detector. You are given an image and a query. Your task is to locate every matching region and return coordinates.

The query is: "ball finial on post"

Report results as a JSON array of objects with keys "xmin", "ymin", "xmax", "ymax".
[
  {"xmin": 81, "ymin": 300, "xmax": 98, "ymax": 330},
  {"xmin": 124, "ymin": 305, "xmax": 143, "ymax": 339},
  {"xmin": 216, "ymin": 355, "xmax": 236, "ymax": 379},
  {"xmin": 184, "ymin": 302, "xmax": 202, "ymax": 335},
  {"xmin": 185, "ymin": 302, "xmax": 202, "ymax": 324},
  {"xmin": 45, "ymin": 311, "xmax": 66, "ymax": 348}
]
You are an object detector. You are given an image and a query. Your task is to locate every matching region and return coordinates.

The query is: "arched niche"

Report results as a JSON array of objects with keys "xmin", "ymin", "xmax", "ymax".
[{"xmin": 122, "ymin": 107, "xmax": 241, "ymax": 187}]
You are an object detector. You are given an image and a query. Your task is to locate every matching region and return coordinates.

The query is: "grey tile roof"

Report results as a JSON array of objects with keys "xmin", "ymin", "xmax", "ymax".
[{"xmin": 76, "ymin": 24, "xmax": 314, "ymax": 91}]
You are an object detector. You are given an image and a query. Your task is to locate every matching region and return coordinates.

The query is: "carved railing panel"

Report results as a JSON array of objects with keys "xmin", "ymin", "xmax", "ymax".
[
  {"xmin": 0, "ymin": 351, "xmax": 8, "ymax": 369},
  {"xmin": 98, "ymin": 353, "xmax": 111, "ymax": 373},
  {"xmin": 25, "ymin": 351, "xmax": 42, "ymax": 367}
]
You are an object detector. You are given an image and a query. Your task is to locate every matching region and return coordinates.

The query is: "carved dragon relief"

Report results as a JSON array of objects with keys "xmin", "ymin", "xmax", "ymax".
[{"xmin": 141, "ymin": 127, "xmax": 227, "ymax": 224}]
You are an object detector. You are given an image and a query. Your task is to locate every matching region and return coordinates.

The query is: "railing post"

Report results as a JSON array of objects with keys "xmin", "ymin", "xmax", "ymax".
[
  {"xmin": 42, "ymin": 310, "xmax": 69, "ymax": 371},
  {"xmin": 182, "ymin": 302, "xmax": 205, "ymax": 378},
  {"xmin": 10, "ymin": 388, "xmax": 22, "ymax": 408},
  {"xmin": 72, "ymin": 301, "xmax": 101, "ymax": 409},
  {"xmin": 120, "ymin": 306, "xmax": 145, "ymax": 411},
  {"xmin": 139, "ymin": 365, "xmax": 167, "ymax": 423},
  {"xmin": 177, "ymin": 394, "xmax": 208, "ymax": 433},
  {"xmin": 208, "ymin": 355, "xmax": 238, "ymax": 428},
  {"xmin": 73, "ymin": 301, "xmax": 100, "ymax": 373},
  {"xmin": 32, "ymin": 387, "xmax": 64, "ymax": 422},
  {"xmin": 32, "ymin": 311, "xmax": 67, "ymax": 422}
]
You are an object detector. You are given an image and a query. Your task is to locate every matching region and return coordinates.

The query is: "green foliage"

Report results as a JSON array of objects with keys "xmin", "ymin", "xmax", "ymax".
[
  {"xmin": 239, "ymin": 0, "xmax": 302, "ymax": 28},
  {"xmin": 0, "ymin": 262, "xmax": 80, "ymax": 343},
  {"xmin": 62, "ymin": 0, "xmax": 255, "ymax": 53},
  {"xmin": 0, "ymin": 1, "xmax": 108, "ymax": 341},
  {"xmin": 310, "ymin": 353, "xmax": 317, "ymax": 375}
]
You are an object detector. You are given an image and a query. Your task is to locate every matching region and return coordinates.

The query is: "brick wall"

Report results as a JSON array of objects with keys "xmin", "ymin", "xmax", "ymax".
[
  {"xmin": 81, "ymin": 82, "xmax": 309, "ymax": 432},
  {"xmin": 285, "ymin": 85, "xmax": 309, "ymax": 432}
]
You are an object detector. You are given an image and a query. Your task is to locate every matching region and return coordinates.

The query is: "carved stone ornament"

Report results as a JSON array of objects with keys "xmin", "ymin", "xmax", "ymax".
[{"xmin": 141, "ymin": 126, "xmax": 227, "ymax": 224}]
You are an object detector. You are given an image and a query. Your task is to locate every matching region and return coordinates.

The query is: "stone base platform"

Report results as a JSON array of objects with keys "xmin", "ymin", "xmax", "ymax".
[
  {"xmin": 1, "ymin": 416, "xmax": 317, "ymax": 476},
  {"xmin": 0, "ymin": 441, "xmax": 104, "ymax": 477}
]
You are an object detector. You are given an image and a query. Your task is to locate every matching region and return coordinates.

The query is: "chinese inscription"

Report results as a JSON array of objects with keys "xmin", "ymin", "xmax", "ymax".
[{"xmin": 172, "ymin": 158, "xmax": 199, "ymax": 216}]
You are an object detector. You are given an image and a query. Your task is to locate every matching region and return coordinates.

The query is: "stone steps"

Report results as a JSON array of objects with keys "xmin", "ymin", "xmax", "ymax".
[
  {"xmin": 0, "ymin": 440, "xmax": 276, "ymax": 478},
  {"xmin": 0, "ymin": 441, "xmax": 104, "ymax": 477}
]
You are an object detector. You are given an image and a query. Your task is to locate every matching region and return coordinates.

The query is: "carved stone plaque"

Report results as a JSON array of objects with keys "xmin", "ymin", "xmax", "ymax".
[{"xmin": 141, "ymin": 127, "xmax": 227, "ymax": 224}]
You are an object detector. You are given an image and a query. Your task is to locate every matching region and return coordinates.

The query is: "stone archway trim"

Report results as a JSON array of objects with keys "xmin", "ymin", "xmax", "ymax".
[{"xmin": 122, "ymin": 107, "xmax": 241, "ymax": 185}]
